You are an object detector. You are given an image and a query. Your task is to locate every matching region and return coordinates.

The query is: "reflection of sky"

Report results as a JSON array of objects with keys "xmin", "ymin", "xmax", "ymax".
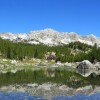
[
  {"xmin": 0, "ymin": 92, "xmax": 100, "ymax": 100},
  {"xmin": 0, "ymin": 92, "xmax": 44, "ymax": 100},
  {"xmin": 52, "ymin": 93, "xmax": 100, "ymax": 100}
]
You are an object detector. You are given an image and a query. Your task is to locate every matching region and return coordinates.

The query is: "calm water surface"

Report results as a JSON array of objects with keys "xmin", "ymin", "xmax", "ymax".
[
  {"xmin": 0, "ymin": 92, "xmax": 100, "ymax": 100},
  {"xmin": 0, "ymin": 68, "xmax": 100, "ymax": 100}
]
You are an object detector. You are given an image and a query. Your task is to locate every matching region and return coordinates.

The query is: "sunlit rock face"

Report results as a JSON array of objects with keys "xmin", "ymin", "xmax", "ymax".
[
  {"xmin": 77, "ymin": 60, "xmax": 93, "ymax": 69},
  {"xmin": 0, "ymin": 28, "xmax": 100, "ymax": 46}
]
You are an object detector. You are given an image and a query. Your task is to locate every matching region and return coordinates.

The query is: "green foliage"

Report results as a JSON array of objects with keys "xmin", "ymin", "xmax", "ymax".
[
  {"xmin": 34, "ymin": 49, "xmax": 38, "ymax": 58},
  {"xmin": 68, "ymin": 41, "xmax": 91, "ymax": 52},
  {"xmin": 0, "ymin": 38, "xmax": 71, "ymax": 61},
  {"xmin": 0, "ymin": 38, "xmax": 100, "ymax": 62}
]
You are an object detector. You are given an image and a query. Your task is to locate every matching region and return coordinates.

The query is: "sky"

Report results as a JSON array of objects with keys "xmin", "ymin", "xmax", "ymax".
[{"xmin": 0, "ymin": 0, "xmax": 100, "ymax": 37}]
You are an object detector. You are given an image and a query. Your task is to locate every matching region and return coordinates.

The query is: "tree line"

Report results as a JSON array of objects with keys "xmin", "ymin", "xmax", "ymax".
[{"xmin": 0, "ymin": 38, "xmax": 100, "ymax": 62}]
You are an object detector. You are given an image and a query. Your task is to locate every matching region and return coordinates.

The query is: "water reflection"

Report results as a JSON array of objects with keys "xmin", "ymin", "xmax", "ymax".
[
  {"xmin": 52, "ymin": 93, "xmax": 100, "ymax": 100},
  {"xmin": 77, "ymin": 69, "xmax": 92, "ymax": 77},
  {"xmin": 77, "ymin": 68, "xmax": 100, "ymax": 77},
  {"xmin": 0, "ymin": 92, "xmax": 44, "ymax": 100},
  {"xmin": 0, "ymin": 92, "xmax": 100, "ymax": 100}
]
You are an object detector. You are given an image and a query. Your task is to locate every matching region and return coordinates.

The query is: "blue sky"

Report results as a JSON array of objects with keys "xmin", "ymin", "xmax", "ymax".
[{"xmin": 0, "ymin": 0, "xmax": 100, "ymax": 36}]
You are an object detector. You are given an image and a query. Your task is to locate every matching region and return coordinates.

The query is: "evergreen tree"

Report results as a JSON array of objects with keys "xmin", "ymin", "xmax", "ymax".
[
  {"xmin": 7, "ymin": 46, "xmax": 11, "ymax": 58},
  {"xmin": 34, "ymin": 49, "xmax": 38, "ymax": 58}
]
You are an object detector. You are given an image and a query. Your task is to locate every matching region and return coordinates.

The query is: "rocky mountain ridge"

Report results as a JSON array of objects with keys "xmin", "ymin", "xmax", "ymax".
[{"xmin": 0, "ymin": 28, "xmax": 100, "ymax": 46}]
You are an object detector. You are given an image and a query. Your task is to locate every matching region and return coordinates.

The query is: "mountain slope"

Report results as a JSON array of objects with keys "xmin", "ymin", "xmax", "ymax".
[{"xmin": 0, "ymin": 28, "xmax": 100, "ymax": 46}]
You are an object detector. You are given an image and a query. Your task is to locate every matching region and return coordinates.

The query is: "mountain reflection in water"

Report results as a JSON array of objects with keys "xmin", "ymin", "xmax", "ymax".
[
  {"xmin": 0, "ymin": 68, "xmax": 100, "ymax": 99},
  {"xmin": 0, "ymin": 92, "xmax": 100, "ymax": 100}
]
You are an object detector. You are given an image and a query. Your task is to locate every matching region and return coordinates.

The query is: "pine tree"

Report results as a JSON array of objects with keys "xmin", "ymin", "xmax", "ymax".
[
  {"xmin": 34, "ymin": 49, "xmax": 38, "ymax": 58},
  {"xmin": 7, "ymin": 46, "xmax": 11, "ymax": 59}
]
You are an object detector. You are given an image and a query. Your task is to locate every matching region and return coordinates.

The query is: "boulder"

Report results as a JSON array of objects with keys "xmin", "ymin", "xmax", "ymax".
[{"xmin": 77, "ymin": 60, "xmax": 93, "ymax": 69}]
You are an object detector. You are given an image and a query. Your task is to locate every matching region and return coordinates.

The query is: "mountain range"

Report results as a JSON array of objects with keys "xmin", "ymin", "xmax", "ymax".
[{"xmin": 0, "ymin": 28, "xmax": 100, "ymax": 46}]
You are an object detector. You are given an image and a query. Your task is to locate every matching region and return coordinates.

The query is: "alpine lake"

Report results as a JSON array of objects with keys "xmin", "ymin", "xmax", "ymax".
[{"xmin": 0, "ymin": 66, "xmax": 100, "ymax": 100}]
